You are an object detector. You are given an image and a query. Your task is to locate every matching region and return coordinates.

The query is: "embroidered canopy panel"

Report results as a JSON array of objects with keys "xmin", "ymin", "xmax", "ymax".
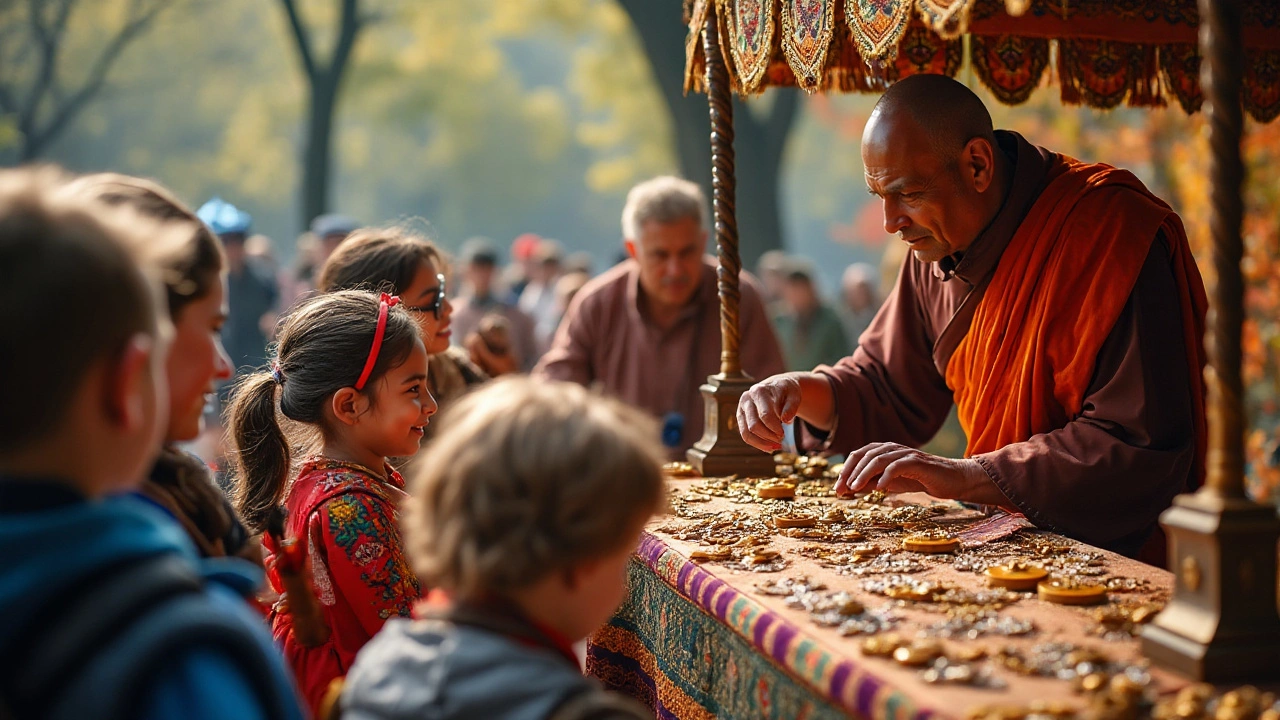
[{"xmin": 683, "ymin": 0, "xmax": 1280, "ymax": 122}]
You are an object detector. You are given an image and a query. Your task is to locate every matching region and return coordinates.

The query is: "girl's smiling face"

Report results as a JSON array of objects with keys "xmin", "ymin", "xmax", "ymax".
[
  {"xmin": 357, "ymin": 338, "xmax": 438, "ymax": 460},
  {"xmin": 401, "ymin": 260, "xmax": 453, "ymax": 355}
]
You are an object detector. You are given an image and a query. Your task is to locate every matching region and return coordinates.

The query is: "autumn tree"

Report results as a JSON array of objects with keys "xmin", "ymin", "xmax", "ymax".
[
  {"xmin": 0, "ymin": 0, "xmax": 177, "ymax": 161},
  {"xmin": 275, "ymin": 0, "xmax": 367, "ymax": 230}
]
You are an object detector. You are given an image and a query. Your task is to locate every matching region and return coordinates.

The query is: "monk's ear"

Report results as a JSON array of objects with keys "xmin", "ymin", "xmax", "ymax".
[{"xmin": 962, "ymin": 137, "xmax": 997, "ymax": 194}]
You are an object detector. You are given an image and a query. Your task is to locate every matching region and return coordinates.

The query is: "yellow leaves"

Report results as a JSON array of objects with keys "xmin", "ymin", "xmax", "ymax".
[
  {"xmin": 568, "ymin": 1, "xmax": 676, "ymax": 191},
  {"xmin": 214, "ymin": 91, "xmax": 296, "ymax": 202},
  {"xmin": 520, "ymin": 88, "xmax": 570, "ymax": 161}
]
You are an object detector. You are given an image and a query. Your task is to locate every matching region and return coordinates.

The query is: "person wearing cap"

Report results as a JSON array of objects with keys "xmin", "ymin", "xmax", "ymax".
[
  {"xmin": 311, "ymin": 213, "xmax": 359, "ymax": 268},
  {"xmin": 772, "ymin": 260, "xmax": 851, "ymax": 372},
  {"xmin": 197, "ymin": 198, "xmax": 277, "ymax": 377},
  {"xmin": 450, "ymin": 237, "xmax": 540, "ymax": 374},
  {"xmin": 534, "ymin": 176, "xmax": 784, "ymax": 457},
  {"xmin": 506, "ymin": 232, "xmax": 543, "ymax": 301}
]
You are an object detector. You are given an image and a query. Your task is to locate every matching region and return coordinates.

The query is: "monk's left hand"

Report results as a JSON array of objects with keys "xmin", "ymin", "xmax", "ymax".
[{"xmin": 835, "ymin": 443, "xmax": 988, "ymax": 501}]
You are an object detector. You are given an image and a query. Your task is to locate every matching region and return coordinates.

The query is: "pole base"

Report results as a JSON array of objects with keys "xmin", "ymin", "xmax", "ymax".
[
  {"xmin": 1140, "ymin": 489, "xmax": 1280, "ymax": 682},
  {"xmin": 686, "ymin": 373, "xmax": 776, "ymax": 478}
]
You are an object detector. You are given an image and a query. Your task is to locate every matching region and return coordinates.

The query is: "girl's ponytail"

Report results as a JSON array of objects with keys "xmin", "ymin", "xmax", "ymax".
[
  {"xmin": 225, "ymin": 290, "xmax": 419, "ymax": 533},
  {"xmin": 227, "ymin": 371, "xmax": 291, "ymax": 534}
]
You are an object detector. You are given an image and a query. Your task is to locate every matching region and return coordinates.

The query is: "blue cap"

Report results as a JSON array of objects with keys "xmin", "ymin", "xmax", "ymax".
[
  {"xmin": 196, "ymin": 197, "xmax": 252, "ymax": 236},
  {"xmin": 310, "ymin": 213, "xmax": 359, "ymax": 239}
]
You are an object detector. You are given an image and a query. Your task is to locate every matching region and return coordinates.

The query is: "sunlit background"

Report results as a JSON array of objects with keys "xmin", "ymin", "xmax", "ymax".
[{"xmin": 2, "ymin": 0, "xmax": 1277, "ymax": 498}]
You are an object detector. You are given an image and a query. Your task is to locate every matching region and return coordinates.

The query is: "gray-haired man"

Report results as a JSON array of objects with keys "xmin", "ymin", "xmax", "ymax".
[{"xmin": 534, "ymin": 176, "xmax": 784, "ymax": 456}]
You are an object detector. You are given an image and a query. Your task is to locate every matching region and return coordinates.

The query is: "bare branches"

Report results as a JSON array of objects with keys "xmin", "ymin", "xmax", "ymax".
[
  {"xmin": 279, "ymin": 0, "xmax": 317, "ymax": 80},
  {"xmin": 32, "ymin": 0, "xmax": 175, "ymax": 153},
  {"xmin": 2, "ymin": 0, "xmax": 177, "ymax": 159},
  {"xmin": 278, "ymin": 0, "xmax": 366, "ymax": 85}
]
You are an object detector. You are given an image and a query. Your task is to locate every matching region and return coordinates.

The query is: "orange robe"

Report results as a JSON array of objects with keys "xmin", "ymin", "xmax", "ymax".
[{"xmin": 945, "ymin": 154, "xmax": 1208, "ymax": 549}]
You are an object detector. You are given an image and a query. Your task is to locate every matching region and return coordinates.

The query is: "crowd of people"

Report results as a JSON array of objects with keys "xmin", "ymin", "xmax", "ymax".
[
  {"xmin": 0, "ymin": 164, "xmax": 683, "ymax": 720},
  {"xmin": 187, "ymin": 175, "xmax": 881, "ymax": 469},
  {"xmin": 1, "ymin": 73, "xmax": 1236, "ymax": 720},
  {"xmin": 0, "ymin": 157, "xmax": 879, "ymax": 720}
]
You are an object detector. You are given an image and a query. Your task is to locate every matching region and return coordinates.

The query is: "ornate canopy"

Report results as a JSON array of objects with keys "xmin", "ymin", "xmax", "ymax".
[{"xmin": 683, "ymin": 0, "xmax": 1280, "ymax": 121}]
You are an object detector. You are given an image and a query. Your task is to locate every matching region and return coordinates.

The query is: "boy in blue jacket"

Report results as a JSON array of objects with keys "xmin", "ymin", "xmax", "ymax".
[{"xmin": 0, "ymin": 167, "xmax": 303, "ymax": 720}]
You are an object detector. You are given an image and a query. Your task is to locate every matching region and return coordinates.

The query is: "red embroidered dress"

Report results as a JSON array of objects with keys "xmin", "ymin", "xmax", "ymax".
[{"xmin": 264, "ymin": 458, "xmax": 421, "ymax": 713}]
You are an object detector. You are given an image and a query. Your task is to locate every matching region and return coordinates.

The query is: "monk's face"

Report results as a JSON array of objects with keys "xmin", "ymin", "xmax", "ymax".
[{"xmin": 862, "ymin": 113, "xmax": 995, "ymax": 264}]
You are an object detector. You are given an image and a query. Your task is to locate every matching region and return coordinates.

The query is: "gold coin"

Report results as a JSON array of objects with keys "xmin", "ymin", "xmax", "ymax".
[
  {"xmin": 985, "ymin": 563, "xmax": 1048, "ymax": 591},
  {"xmin": 1037, "ymin": 579, "xmax": 1107, "ymax": 605},
  {"xmin": 756, "ymin": 481, "xmax": 797, "ymax": 499},
  {"xmin": 902, "ymin": 534, "xmax": 959, "ymax": 553},
  {"xmin": 774, "ymin": 514, "xmax": 818, "ymax": 529}
]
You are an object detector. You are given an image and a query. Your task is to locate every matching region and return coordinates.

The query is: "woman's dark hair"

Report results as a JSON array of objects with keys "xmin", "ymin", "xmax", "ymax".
[
  {"xmin": 67, "ymin": 173, "xmax": 224, "ymax": 318},
  {"xmin": 317, "ymin": 225, "xmax": 444, "ymax": 295},
  {"xmin": 226, "ymin": 290, "xmax": 420, "ymax": 532}
]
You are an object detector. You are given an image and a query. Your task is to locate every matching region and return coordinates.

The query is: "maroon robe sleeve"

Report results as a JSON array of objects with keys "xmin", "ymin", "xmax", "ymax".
[
  {"xmin": 974, "ymin": 235, "xmax": 1195, "ymax": 553},
  {"xmin": 798, "ymin": 255, "xmax": 954, "ymax": 451}
]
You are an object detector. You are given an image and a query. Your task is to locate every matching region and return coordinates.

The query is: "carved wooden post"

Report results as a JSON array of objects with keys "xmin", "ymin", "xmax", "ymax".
[
  {"xmin": 686, "ymin": 0, "xmax": 776, "ymax": 477},
  {"xmin": 1141, "ymin": 0, "xmax": 1280, "ymax": 681}
]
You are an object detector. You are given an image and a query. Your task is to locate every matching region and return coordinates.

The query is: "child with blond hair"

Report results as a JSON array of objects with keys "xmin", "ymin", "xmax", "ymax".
[{"xmin": 341, "ymin": 377, "xmax": 664, "ymax": 720}]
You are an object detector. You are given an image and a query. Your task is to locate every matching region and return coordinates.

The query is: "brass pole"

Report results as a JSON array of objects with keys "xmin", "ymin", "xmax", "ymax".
[
  {"xmin": 1201, "ymin": 0, "xmax": 1247, "ymax": 499},
  {"xmin": 1142, "ymin": 0, "xmax": 1280, "ymax": 681},
  {"xmin": 685, "ymin": 1, "xmax": 775, "ymax": 477},
  {"xmin": 702, "ymin": 1, "xmax": 743, "ymax": 378}
]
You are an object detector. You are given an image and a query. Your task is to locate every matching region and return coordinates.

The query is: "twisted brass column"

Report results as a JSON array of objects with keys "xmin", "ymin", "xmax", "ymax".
[
  {"xmin": 1141, "ymin": 0, "xmax": 1280, "ymax": 681},
  {"xmin": 1202, "ymin": 0, "xmax": 1246, "ymax": 499},
  {"xmin": 686, "ymin": 1, "xmax": 775, "ymax": 477},
  {"xmin": 704, "ymin": 1, "xmax": 743, "ymax": 378}
]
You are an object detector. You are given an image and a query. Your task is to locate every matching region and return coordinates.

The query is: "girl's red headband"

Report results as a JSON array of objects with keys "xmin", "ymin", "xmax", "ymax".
[{"xmin": 354, "ymin": 293, "xmax": 400, "ymax": 390}]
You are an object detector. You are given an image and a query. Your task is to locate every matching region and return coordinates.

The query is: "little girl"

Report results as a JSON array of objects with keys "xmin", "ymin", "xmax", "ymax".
[{"xmin": 226, "ymin": 289, "xmax": 437, "ymax": 714}]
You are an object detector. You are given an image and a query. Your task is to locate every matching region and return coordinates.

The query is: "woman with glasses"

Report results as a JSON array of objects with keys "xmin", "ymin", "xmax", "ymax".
[{"xmin": 317, "ymin": 226, "xmax": 488, "ymax": 421}]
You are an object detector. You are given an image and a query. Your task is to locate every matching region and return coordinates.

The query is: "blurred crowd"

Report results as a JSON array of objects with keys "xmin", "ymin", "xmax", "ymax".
[{"xmin": 193, "ymin": 191, "xmax": 891, "ymax": 472}]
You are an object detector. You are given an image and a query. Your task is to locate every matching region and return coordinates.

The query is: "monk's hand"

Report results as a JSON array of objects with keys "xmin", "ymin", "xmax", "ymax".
[
  {"xmin": 835, "ymin": 443, "xmax": 986, "ymax": 499},
  {"xmin": 736, "ymin": 375, "xmax": 803, "ymax": 452}
]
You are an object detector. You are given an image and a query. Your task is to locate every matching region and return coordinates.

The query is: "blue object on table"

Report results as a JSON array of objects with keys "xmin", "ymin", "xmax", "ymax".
[{"xmin": 661, "ymin": 412, "xmax": 684, "ymax": 449}]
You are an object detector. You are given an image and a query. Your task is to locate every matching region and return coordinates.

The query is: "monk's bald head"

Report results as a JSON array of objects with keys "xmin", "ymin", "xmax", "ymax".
[
  {"xmin": 861, "ymin": 75, "xmax": 1010, "ymax": 264},
  {"xmin": 864, "ymin": 74, "xmax": 995, "ymax": 161}
]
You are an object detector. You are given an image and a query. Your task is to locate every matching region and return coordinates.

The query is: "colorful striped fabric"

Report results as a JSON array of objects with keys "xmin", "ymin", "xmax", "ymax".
[{"xmin": 586, "ymin": 532, "xmax": 943, "ymax": 720}]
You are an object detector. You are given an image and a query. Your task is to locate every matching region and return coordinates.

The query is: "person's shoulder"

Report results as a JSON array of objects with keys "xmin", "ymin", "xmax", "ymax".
[
  {"xmin": 343, "ymin": 618, "xmax": 592, "ymax": 720},
  {"xmin": 291, "ymin": 459, "xmax": 399, "ymax": 512},
  {"xmin": 439, "ymin": 345, "xmax": 489, "ymax": 384},
  {"xmin": 143, "ymin": 618, "xmax": 302, "ymax": 720},
  {"xmin": 566, "ymin": 262, "xmax": 633, "ymax": 315}
]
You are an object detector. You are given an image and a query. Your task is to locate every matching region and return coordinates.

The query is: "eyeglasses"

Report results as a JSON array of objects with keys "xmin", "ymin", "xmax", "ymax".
[{"xmin": 404, "ymin": 274, "xmax": 447, "ymax": 320}]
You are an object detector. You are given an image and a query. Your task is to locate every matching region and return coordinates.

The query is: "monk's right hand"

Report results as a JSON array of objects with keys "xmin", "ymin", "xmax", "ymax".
[{"xmin": 737, "ymin": 374, "xmax": 804, "ymax": 452}]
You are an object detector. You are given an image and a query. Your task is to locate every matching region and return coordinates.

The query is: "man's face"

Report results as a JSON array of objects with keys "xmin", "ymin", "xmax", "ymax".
[
  {"xmin": 861, "ymin": 114, "xmax": 987, "ymax": 265},
  {"xmin": 626, "ymin": 216, "xmax": 706, "ymax": 311},
  {"xmin": 222, "ymin": 235, "xmax": 246, "ymax": 267},
  {"xmin": 466, "ymin": 261, "xmax": 496, "ymax": 296},
  {"xmin": 781, "ymin": 278, "xmax": 817, "ymax": 315}
]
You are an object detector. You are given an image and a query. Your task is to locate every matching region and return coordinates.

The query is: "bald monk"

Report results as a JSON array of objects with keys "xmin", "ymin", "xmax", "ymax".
[{"xmin": 737, "ymin": 75, "xmax": 1207, "ymax": 561}]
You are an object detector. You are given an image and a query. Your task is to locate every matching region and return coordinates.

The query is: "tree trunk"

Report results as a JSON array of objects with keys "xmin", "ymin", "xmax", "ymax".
[
  {"xmin": 18, "ymin": 132, "xmax": 42, "ymax": 162},
  {"xmin": 278, "ymin": 0, "xmax": 362, "ymax": 234},
  {"xmin": 302, "ymin": 76, "xmax": 337, "ymax": 231},
  {"xmin": 617, "ymin": 0, "xmax": 798, "ymax": 270}
]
